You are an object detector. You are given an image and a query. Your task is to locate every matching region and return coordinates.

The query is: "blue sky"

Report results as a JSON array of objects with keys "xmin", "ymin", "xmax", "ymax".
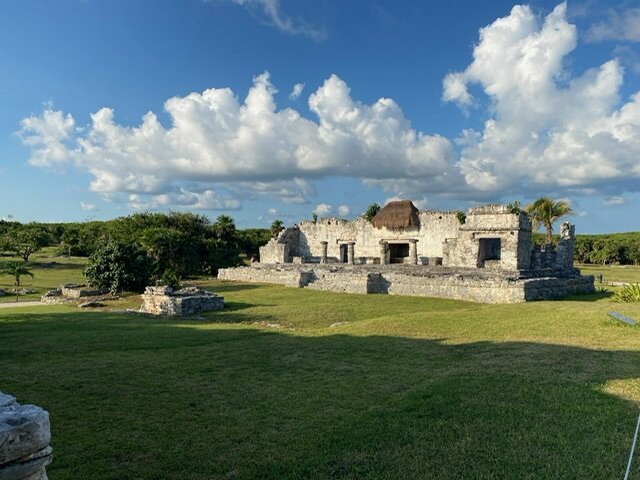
[{"xmin": 1, "ymin": 0, "xmax": 640, "ymax": 233}]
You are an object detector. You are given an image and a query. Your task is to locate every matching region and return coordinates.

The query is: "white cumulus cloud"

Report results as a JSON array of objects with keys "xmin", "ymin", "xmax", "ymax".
[
  {"xmin": 337, "ymin": 204, "xmax": 350, "ymax": 216},
  {"xmin": 443, "ymin": 3, "xmax": 640, "ymax": 195},
  {"xmin": 19, "ymin": 72, "xmax": 458, "ymax": 210},
  {"xmin": 315, "ymin": 203, "xmax": 332, "ymax": 216},
  {"xmin": 289, "ymin": 82, "xmax": 305, "ymax": 100},
  {"xmin": 80, "ymin": 202, "xmax": 97, "ymax": 211}
]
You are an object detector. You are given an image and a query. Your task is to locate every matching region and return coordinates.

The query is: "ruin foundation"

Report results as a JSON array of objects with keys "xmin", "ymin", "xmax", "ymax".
[
  {"xmin": 218, "ymin": 264, "xmax": 595, "ymax": 304},
  {"xmin": 140, "ymin": 286, "xmax": 224, "ymax": 316}
]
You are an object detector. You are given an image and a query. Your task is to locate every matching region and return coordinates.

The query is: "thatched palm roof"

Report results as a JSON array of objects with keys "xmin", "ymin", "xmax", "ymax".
[{"xmin": 371, "ymin": 200, "xmax": 420, "ymax": 229}]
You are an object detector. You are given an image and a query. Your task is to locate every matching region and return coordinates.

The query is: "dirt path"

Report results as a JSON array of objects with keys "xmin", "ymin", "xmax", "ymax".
[{"xmin": 0, "ymin": 301, "xmax": 43, "ymax": 309}]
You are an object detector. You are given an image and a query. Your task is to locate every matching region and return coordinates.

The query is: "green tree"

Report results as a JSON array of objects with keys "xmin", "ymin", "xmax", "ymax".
[
  {"xmin": 204, "ymin": 215, "xmax": 243, "ymax": 275},
  {"xmin": 270, "ymin": 219, "xmax": 284, "ymax": 238},
  {"xmin": 60, "ymin": 227, "xmax": 80, "ymax": 258},
  {"xmin": 4, "ymin": 226, "xmax": 49, "ymax": 261},
  {"xmin": 364, "ymin": 203, "xmax": 381, "ymax": 222},
  {"xmin": 213, "ymin": 215, "xmax": 237, "ymax": 241},
  {"xmin": 84, "ymin": 241, "xmax": 153, "ymax": 294},
  {"xmin": 0, "ymin": 262, "xmax": 34, "ymax": 286},
  {"xmin": 236, "ymin": 228, "xmax": 271, "ymax": 259},
  {"xmin": 525, "ymin": 197, "xmax": 572, "ymax": 244},
  {"xmin": 140, "ymin": 227, "xmax": 189, "ymax": 276}
]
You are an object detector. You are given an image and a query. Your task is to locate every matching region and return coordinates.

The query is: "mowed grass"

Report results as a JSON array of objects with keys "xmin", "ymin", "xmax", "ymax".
[
  {"xmin": 578, "ymin": 263, "xmax": 640, "ymax": 285},
  {"xmin": 1, "ymin": 262, "xmax": 640, "ymax": 478}
]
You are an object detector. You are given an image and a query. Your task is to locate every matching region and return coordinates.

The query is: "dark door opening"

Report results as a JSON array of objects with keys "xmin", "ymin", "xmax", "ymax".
[
  {"xmin": 478, "ymin": 238, "xmax": 501, "ymax": 267},
  {"xmin": 389, "ymin": 243, "xmax": 409, "ymax": 264},
  {"xmin": 340, "ymin": 244, "xmax": 348, "ymax": 263}
]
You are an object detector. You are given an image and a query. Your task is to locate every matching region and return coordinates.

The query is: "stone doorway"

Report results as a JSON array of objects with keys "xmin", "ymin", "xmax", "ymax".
[
  {"xmin": 389, "ymin": 243, "xmax": 410, "ymax": 264},
  {"xmin": 477, "ymin": 238, "xmax": 501, "ymax": 267},
  {"xmin": 339, "ymin": 244, "xmax": 348, "ymax": 263}
]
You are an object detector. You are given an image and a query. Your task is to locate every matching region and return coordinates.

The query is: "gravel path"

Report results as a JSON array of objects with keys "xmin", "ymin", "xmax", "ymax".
[{"xmin": 0, "ymin": 301, "xmax": 43, "ymax": 309}]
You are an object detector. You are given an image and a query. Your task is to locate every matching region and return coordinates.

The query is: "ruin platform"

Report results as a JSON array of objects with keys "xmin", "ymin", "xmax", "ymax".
[{"xmin": 218, "ymin": 264, "xmax": 595, "ymax": 304}]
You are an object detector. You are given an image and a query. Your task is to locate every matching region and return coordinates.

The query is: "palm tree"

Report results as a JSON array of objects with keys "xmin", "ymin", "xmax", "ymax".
[
  {"xmin": 213, "ymin": 215, "xmax": 237, "ymax": 241},
  {"xmin": 0, "ymin": 262, "xmax": 34, "ymax": 286},
  {"xmin": 270, "ymin": 219, "xmax": 284, "ymax": 238},
  {"xmin": 525, "ymin": 197, "xmax": 572, "ymax": 244}
]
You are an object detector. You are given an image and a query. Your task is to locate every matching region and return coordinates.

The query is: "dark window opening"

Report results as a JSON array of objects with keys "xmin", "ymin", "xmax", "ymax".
[
  {"xmin": 340, "ymin": 244, "xmax": 348, "ymax": 263},
  {"xmin": 478, "ymin": 238, "xmax": 501, "ymax": 267},
  {"xmin": 389, "ymin": 243, "xmax": 410, "ymax": 264}
]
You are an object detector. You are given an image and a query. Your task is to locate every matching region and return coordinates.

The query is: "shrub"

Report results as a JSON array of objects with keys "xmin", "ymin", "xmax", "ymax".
[
  {"xmin": 364, "ymin": 203, "xmax": 381, "ymax": 222},
  {"xmin": 161, "ymin": 268, "xmax": 181, "ymax": 290},
  {"xmin": 456, "ymin": 211, "xmax": 466, "ymax": 225},
  {"xmin": 613, "ymin": 283, "xmax": 640, "ymax": 303},
  {"xmin": 84, "ymin": 241, "xmax": 153, "ymax": 294}
]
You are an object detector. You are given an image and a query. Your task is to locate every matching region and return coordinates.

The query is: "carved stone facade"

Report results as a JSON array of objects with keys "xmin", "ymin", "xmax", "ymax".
[
  {"xmin": 258, "ymin": 203, "xmax": 576, "ymax": 272},
  {"xmin": 226, "ymin": 201, "xmax": 594, "ymax": 303}
]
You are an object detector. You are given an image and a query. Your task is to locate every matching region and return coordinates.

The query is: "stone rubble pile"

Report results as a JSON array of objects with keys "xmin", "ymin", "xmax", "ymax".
[{"xmin": 0, "ymin": 392, "xmax": 52, "ymax": 480}]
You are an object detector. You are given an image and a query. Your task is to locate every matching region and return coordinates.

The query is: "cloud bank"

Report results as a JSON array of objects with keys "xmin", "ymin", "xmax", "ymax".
[
  {"xmin": 19, "ymin": 72, "xmax": 456, "ymax": 210},
  {"xmin": 19, "ymin": 3, "xmax": 640, "ymax": 212}
]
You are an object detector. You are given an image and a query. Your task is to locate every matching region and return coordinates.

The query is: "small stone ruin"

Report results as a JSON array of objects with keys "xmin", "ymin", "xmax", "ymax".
[
  {"xmin": 41, "ymin": 284, "xmax": 110, "ymax": 305},
  {"xmin": 0, "ymin": 392, "xmax": 53, "ymax": 480},
  {"xmin": 140, "ymin": 286, "xmax": 224, "ymax": 316}
]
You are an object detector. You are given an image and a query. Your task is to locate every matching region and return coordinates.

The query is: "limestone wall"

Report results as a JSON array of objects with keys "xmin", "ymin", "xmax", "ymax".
[
  {"xmin": 443, "ymin": 206, "xmax": 532, "ymax": 270},
  {"xmin": 218, "ymin": 265, "xmax": 595, "ymax": 304},
  {"xmin": 0, "ymin": 392, "xmax": 53, "ymax": 480},
  {"xmin": 290, "ymin": 212, "xmax": 460, "ymax": 263},
  {"xmin": 218, "ymin": 266, "xmax": 315, "ymax": 288},
  {"xmin": 259, "ymin": 238, "xmax": 289, "ymax": 264}
]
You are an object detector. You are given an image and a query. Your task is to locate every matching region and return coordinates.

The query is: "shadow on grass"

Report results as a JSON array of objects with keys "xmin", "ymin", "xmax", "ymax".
[
  {"xmin": 2, "ymin": 310, "xmax": 640, "ymax": 479},
  {"xmin": 562, "ymin": 291, "xmax": 616, "ymax": 302},
  {"xmin": 205, "ymin": 282, "xmax": 265, "ymax": 293}
]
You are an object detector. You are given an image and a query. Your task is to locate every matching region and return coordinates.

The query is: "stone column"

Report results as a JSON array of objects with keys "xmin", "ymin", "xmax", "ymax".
[
  {"xmin": 320, "ymin": 241, "xmax": 328, "ymax": 264},
  {"xmin": 408, "ymin": 239, "xmax": 418, "ymax": 265},
  {"xmin": 347, "ymin": 242, "xmax": 355, "ymax": 265},
  {"xmin": 379, "ymin": 241, "xmax": 388, "ymax": 265}
]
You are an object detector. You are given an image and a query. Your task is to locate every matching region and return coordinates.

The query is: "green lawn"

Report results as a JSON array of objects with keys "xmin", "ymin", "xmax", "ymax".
[
  {"xmin": 2, "ymin": 263, "xmax": 640, "ymax": 479},
  {"xmin": 0, "ymin": 248, "xmax": 86, "ymax": 303},
  {"xmin": 578, "ymin": 263, "xmax": 640, "ymax": 285}
]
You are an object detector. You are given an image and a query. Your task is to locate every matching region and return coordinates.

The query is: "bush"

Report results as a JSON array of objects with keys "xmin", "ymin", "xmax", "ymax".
[
  {"xmin": 614, "ymin": 283, "xmax": 640, "ymax": 303},
  {"xmin": 161, "ymin": 268, "xmax": 181, "ymax": 290},
  {"xmin": 84, "ymin": 241, "xmax": 153, "ymax": 294}
]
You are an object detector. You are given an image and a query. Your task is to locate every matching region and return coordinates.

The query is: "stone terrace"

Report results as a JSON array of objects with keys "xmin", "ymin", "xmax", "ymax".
[{"xmin": 218, "ymin": 263, "xmax": 595, "ymax": 304}]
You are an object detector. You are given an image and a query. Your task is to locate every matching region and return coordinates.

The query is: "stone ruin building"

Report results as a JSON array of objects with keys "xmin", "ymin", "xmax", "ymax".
[{"xmin": 219, "ymin": 200, "xmax": 595, "ymax": 303}]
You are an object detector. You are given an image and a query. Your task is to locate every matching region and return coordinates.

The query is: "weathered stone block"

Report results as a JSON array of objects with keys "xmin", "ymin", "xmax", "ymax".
[
  {"xmin": 140, "ymin": 286, "xmax": 224, "ymax": 316},
  {"xmin": 0, "ymin": 404, "xmax": 50, "ymax": 466}
]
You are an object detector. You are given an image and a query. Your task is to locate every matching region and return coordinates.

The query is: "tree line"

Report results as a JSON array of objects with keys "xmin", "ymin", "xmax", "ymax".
[
  {"xmin": 0, "ymin": 213, "xmax": 273, "ymax": 292},
  {"xmin": 574, "ymin": 232, "xmax": 640, "ymax": 266}
]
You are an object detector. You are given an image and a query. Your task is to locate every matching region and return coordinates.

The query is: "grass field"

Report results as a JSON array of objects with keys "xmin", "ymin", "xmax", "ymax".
[
  {"xmin": 1, "ymin": 258, "xmax": 640, "ymax": 479},
  {"xmin": 0, "ymin": 248, "xmax": 86, "ymax": 303}
]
